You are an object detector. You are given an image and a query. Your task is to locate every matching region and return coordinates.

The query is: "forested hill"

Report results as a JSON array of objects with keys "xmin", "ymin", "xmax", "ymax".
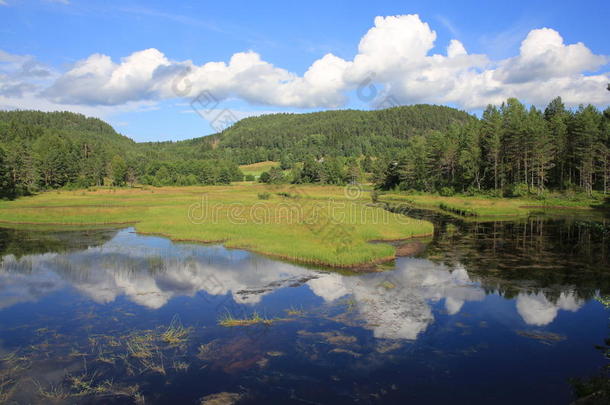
[
  {"xmin": 0, "ymin": 110, "xmax": 243, "ymax": 193},
  {"xmin": 1, "ymin": 99, "xmax": 608, "ymax": 196},
  {"xmin": 0, "ymin": 104, "xmax": 472, "ymax": 195},
  {"xmin": 149, "ymin": 104, "xmax": 474, "ymax": 164},
  {"xmin": 0, "ymin": 110, "xmax": 141, "ymax": 191},
  {"xmin": 0, "ymin": 110, "xmax": 134, "ymax": 149}
]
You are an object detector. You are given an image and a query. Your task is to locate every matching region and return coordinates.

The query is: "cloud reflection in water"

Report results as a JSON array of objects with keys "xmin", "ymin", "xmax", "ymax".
[{"xmin": 0, "ymin": 229, "xmax": 584, "ymax": 339}]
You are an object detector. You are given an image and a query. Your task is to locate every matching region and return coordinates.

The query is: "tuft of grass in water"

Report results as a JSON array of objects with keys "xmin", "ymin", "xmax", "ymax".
[
  {"xmin": 286, "ymin": 306, "xmax": 305, "ymax": 316},
  {"xmin": 35, "ymin": 380, "xmax": 70, "ymax": 400},
  {"xmin": 66, "ymin": 371, "xmax": 114, "ymax": 397},
  {"xmin": 161, "ymin": 316, "xmax": 190, "ymax": 347},
  {"xmin": 218, "ymin": 311, "xmax": 277, "ymax": 327},
  {"xmin": 126, "ymin": 332, "xmax": 156, "ymax": 360}
]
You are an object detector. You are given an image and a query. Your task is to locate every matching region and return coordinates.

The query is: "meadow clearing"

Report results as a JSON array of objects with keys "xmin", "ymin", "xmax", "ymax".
[
  {"xmin": 0, "ymin": 184, "xmax": 433, "ymax": 268},
  {"xmin": 238, "ymin": 161, "xmax": 280, "ymax": 177}
]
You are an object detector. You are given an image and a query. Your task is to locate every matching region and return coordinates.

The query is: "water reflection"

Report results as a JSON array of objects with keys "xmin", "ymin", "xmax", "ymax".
[
  {"xmin": 0, "ymin": 222, "xmax": 608, "ymax": 404},
  {"xmin": 516, "ymin": 291, "xmax": 583, "ymax": 326},
  {"xmin": 0, "ymin": 229, "xmax": 318, "ymax": 309},
  {"xmin": 0, "ymin": 227, "xmax": 592, "ymax": 340}
]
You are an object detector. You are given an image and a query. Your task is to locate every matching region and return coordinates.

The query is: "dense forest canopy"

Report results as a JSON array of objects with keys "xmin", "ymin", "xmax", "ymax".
[
  {"xmin": 375, "ymin": 98, "xmax": 610, "ymax": 196},
  {"xmin": 143, "ymin": 105, "xmax": 474, "ymax": 164},
  {"xmin": 0, "ymin": 110, "xmax": 243, "ymax": 196},
  {"xmin": 0, "ymin": 98, "xmax": 608, "ymax": 197}
]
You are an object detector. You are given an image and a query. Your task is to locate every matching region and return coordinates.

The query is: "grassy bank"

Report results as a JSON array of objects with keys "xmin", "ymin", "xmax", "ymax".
[
  {"xmin": 239, "ymin": 161, "xmax": 279, "ymax": 177},
  {"xmin": 379, "ymin": 192, "xmax": 608, "ymax": 218},
  {"xmin": 0, "ymin": 185, "xmax": 433, "ymax": 268}
]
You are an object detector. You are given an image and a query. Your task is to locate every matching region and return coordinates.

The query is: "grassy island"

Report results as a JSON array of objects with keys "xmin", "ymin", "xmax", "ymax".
[{"xmin": 0, "ymin": 184, "xmax": 433, "ymax": 268}]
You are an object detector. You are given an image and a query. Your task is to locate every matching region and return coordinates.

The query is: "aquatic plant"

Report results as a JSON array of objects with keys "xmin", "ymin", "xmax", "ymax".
[
  {"xmin": 286, "ymin": 305, "xmax": 306, "ymax": 316},
  {"xmin": 161, "ymin": 316, "xmax": 190, "ymax": 347},
  {"xmin": 219, "ymin": 311, "xmax": 276, "ymax": 327},
  {"xmin": 35, "ymin": 380, "xmax": 70, "ymax": 400}
]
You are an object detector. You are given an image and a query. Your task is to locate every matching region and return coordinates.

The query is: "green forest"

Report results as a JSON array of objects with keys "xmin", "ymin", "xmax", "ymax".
[
  {"xmin": 375, "ymin": 98, "xmax": 610, "ymax": 196},
  {"xmin": 0, "ymin": 97, "xmax": 608, "ymax": 197},
  {"xmin": 0, "ymin": 110, "xmax": 243, "ymax": 196}
]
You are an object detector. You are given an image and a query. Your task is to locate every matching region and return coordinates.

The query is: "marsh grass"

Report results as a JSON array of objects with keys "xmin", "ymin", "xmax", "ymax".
[
  {"xmin": 35, "ymin": 371, "xmax": 142, "ymax": 402},
  {"xmin": 286, "ymin": 306, "xmax": 306, "ymax": 316},
  {"xmin": 381, "ymin": 192, "xmax": 606, "ymax": 218},
  {"xmin": 66, "ymin": 371, "xmax": 114, "ymax": 397},
  {"xmin": 36, "ymin": 380, "xmax": 70, "ymax": 400},
  {"xmin": 0, "ymin": 185, "xmax": 434, "ymax": 267},
  {"xmin": 0, "ymin": 319, "xmax": 193, "ymax": 403},
  {"xmin": 161, "ymin": 316, "xmax": 190, "ymax": 347},
  {"xmin": 0, "ymin": 350, "xmax": 31, "ymax": 401},
  {"xmin": 218, "ymin": 311, "xmax": 286, "ymax": 327}
]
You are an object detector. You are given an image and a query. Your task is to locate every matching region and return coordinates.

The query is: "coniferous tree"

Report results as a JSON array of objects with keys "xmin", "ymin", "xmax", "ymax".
[
  {"xmin": 528, "ymin": 106, "xmax": 555, "ymax": 192},
  {"xmin": 0, "ymin": 146, "xmax": 15, "ymax": 198},
  {"xmin": 570, "ymin": 105, "xmax": 602, "ymax": 195},
  {"xmin": 481, "ymin": 105, "xmax": 504, "ymax": 191},
  {"xmin": 544, "ymin": 97, "xmax": 570, "ymax": 189},
  {"xmin": 458, "ymin": 121, "xmax": 483, "ymax": 191}
]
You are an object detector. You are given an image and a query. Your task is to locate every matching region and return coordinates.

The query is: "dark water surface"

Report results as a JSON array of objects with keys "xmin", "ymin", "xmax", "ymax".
[{"xmin": 0, "ymin": 213, "xmax": 609, "ymax": 404}]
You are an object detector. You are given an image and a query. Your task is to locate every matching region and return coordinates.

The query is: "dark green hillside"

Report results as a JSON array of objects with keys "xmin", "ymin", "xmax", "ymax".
[
  {"xmin": 0, "ymin": 110, "xmax": 242, "ymax": 195},
  {"xmin": 159, "ymin": 105, "xmax": 473, "ymax": 164},
  {"xmin": 0, "ymin": 110, "xmax": 137, "ymax": 193},
  {"xmin": 0, "ymin": 110, "xmax": 134, "ymax": 150},
  {"xmin": 6, "ymin": 98, "xmax": 604, "ymax": 196}
]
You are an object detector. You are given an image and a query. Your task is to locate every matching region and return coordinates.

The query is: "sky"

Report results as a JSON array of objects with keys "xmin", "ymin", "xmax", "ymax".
[{"xmin": 0, "ymin": 0, "xmax": 609, "ymax": 142}]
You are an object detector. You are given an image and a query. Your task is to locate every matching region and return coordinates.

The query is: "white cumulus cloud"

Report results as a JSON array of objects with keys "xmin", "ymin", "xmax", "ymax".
[{"xmin": 1, "ymin": 14, "xmax": 608, "ymax": 113}]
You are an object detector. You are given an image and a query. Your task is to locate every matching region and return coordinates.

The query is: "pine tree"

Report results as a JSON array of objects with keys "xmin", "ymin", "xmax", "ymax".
[
  {"xmin": 457, "ymin": 121, "xmax": 483, "ymax": 191},
  {"xmin": 528, "ymin": 106, "xmax": 555, "ymax": 193},
  {"xmin": 544, "ymin": 97, "xmax": 569, "ymax": 189},
  {"xmin": 501, "ymin": 98, "xmax": 529, "ymax": 186},
  {"xmin": 481, "ymin": 105, "xmax": 503, "ymax": 191},
  {"xmin": 597, "ymin": 107, "xmax": 610, "ymax": 194},
  {"xmin": 0, "ymin": 146, "xmax": 15, "ymax": 198},
  {"xmin": 570, "ymin": 105, "xmax": 602, "ymax": 195}
]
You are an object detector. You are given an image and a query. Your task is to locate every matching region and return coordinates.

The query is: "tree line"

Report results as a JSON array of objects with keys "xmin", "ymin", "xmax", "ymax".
[
  {"xmin": 255, "ymin": 97, "xmax": 609, "ymax": 196},
  {"xmin": 375, "ymin": 97, "xmax": 609, "ymax": 196},
  {"xmin": 1, "ymin": 97, "xmax": 608, "ymax": 198},
  {"xmin": 0, "ymin": 110, "xmax": 242, "ymax": 197}
]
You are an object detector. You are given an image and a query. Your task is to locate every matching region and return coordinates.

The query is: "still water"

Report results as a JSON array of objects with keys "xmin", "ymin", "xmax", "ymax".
[{"xmin": 0, "ymin": 213, "xmax": 608, "ymax": 404}]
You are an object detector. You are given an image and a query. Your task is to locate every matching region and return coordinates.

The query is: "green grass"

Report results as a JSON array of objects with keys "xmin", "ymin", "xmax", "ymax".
[
  {"xmin": 0, "ymin": 184, "xmax": 433, "ymax": 267},
  {"xmin": 380, "ymin": 192, "xmax": 608, "ymax": 218},
  {"xmin": 239, "ymin": 161, "xmax": 280, "ymax": 177}
]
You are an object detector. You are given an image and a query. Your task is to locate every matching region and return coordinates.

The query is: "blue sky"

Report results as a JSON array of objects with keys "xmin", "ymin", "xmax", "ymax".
[{"xmin": 1, "ymin": 0, "xmax": 609, "ymax": 142}]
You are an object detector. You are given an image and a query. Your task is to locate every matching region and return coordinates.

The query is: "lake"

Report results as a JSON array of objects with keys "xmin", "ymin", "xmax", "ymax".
[{"xmin": 0, "ymin": 211, "xmax": 609, "ymax": 404}]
